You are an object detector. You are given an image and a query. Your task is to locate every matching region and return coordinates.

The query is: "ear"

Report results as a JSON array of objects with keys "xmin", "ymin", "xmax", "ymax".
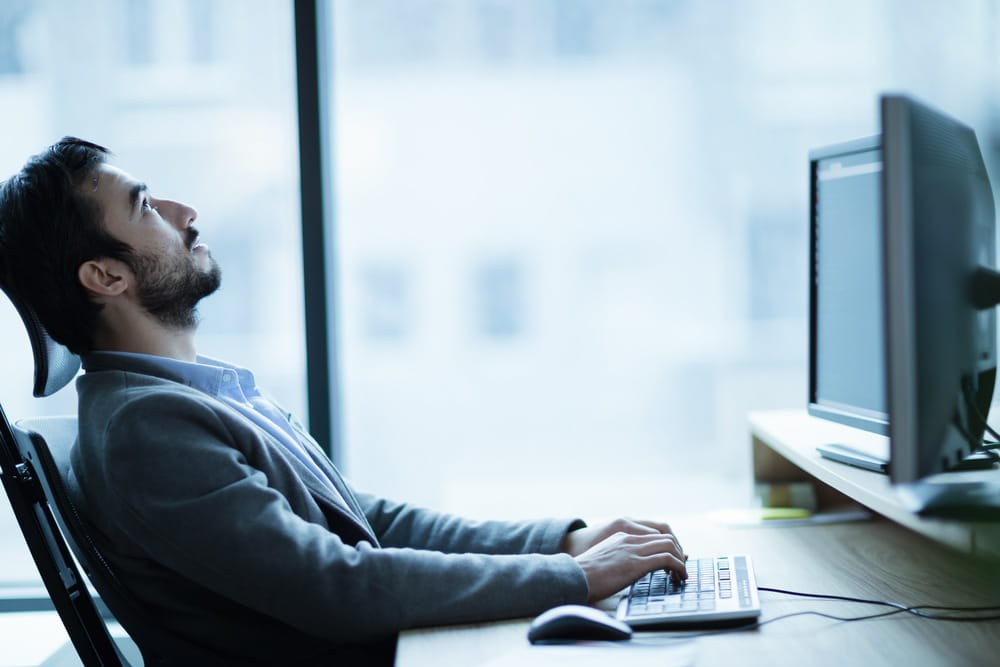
[{"xmin": 78, "ymin": 258, "xmax": 130, "ymax": 299}]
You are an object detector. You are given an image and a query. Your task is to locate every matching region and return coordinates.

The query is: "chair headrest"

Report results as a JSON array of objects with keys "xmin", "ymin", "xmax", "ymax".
[{"xmin": 2, "ymin": 288, "xmax": 80, "ymax": 397}]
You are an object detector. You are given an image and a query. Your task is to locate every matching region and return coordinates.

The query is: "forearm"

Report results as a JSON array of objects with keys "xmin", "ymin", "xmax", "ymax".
[
  {"xmin": 116, "ymin": 488, "xmax": 588, "ymax": 641},
  {"xmin": 358, "ymin": 492, "xmax": 586, "ymax": 555}
]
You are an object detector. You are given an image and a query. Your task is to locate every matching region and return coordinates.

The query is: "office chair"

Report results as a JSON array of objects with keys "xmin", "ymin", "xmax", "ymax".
[
  {"xmin": 0, "ymin": 291, "xmax": 229, "ymax": 666},
  {"xmin": 0, "ymin": 293, "xmax": 132, "ymax": 665},
  {"xmin": 0, "ymin": 410, "xmax": 134, "ymax": 666}
]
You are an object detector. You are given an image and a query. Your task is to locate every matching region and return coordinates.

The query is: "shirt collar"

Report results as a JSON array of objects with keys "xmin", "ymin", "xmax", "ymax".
[{"xmin": 82, "ymin": 351, "xmax": 256, "ymax": 399}]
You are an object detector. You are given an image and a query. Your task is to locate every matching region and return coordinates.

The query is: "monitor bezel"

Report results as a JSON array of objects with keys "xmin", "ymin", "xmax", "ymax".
[{"xmin": 807, "ymin": 134, "xmax": 889, "ymax": 435}]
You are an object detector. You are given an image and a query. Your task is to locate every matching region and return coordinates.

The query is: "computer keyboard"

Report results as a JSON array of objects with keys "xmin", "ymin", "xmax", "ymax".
[{"xmin": 615, "ymin": 554, "xmax": 761, "ymax": 627}]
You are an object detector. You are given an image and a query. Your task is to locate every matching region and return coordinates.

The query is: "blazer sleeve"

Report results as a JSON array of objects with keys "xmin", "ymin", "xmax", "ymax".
[
  {"xmin": 92, "ymin": 391, "xmax": 589, "ymax": 644},
  {"xmin": 356, "ymin": 493, "xmax": 587, "ymax": 555},
  {"xmin": 269, "ymin": 394, "xmax": 588, "ymax": 556}
]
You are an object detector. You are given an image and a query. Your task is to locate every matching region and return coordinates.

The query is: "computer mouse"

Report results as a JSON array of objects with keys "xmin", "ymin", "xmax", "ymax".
[{"xmin": 527, "ymin": 604, "xmax": 633, "ymax": 643}]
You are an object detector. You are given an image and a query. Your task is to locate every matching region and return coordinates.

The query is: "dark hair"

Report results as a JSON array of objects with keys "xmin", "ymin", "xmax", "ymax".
[{"xmin": 0, "ymin": 137, "xmax": 132, "ymax": 354}]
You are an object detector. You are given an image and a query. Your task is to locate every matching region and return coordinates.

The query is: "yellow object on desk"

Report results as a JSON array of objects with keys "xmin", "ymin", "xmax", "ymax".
[{"xmin": 759, "ymin": 507, "xmax": 812, "ymax": 520}]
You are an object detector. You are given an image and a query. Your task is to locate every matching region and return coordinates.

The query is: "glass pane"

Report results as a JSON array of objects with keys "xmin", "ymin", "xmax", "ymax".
[
  {"xmin": 0, "ymin": 0, "xmax": 302, "ymax": 585},
  {"xmin": 329, "ymin": 0, "xmax": 999, "ymax": 519}
]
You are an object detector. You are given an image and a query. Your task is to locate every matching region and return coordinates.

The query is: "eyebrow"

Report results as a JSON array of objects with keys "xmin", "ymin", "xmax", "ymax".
[{"xmin": 128, "ymin": 182, "xmax": 148, "ymax": 218}]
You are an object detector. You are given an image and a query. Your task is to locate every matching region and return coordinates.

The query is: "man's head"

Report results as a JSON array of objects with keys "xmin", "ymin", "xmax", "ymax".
[{"xmin": 0, "ymin": 137, "xmax": 221, "ymax": 355}]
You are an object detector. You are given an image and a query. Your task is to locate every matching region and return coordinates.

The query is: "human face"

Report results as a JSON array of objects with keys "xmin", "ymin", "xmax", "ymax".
[
  {"xmin": 87, "ymin": 163, "xmax": 210, "ymax": 266},
  {"xmin": 85, "ymin": 163, "xmax": 221, "ymax": 327}
]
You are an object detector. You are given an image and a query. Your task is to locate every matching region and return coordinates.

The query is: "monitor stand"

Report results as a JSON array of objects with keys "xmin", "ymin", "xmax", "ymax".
[
  {"xmin": 816, "ymin": 442, "xmax": 888, "ymax": 473},
  {"xmin": 897, "ymin": 478, "xmax": 1000, "ymax": 521}
]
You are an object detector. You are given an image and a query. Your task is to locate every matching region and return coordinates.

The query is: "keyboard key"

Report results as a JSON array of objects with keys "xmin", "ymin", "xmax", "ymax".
[{"xmin": 623, "ymin": 554, "xmax": 759, "ymax": 626}]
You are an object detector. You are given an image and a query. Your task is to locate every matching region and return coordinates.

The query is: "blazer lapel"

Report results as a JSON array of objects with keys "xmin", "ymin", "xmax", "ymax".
[
  {"xmin": 286, "ymin": 453, "xmax": 379, "ymax": 544},
  {"xmin": 289, "ymin": 423, "xmax": 380, "ymax": 543},
  {"xmin": 211, "ymin": 398, "xmax": 380, "ymax": 544}
]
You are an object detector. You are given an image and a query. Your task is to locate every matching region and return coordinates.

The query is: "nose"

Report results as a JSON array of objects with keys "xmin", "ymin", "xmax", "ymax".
[
  {"xmin": 179, "ymin": 203, "xmax": 198, "ymax": 229},
  {"xmin": 158, "ymin": 198, "xmax": 198, "ymax": 230}
]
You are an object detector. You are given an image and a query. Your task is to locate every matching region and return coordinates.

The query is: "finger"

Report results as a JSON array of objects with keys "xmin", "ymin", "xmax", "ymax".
[
  {"xmin": 632, "ymin": 519, "xmax": 684, "ymax": 556},
  {"xmin": 632, "ymin": 518, "xmax": 673, "ymax": 535},
  {"xmin": 642, "ymin": 552, "xmax": 688, "ymax": 580},
  {"xmin": 625, "ymin": 534, "xmax": 684, "ymax": 561},
  {"xmin": 611, "ymin": 518, "xmax": 661, "ymax": 537}
]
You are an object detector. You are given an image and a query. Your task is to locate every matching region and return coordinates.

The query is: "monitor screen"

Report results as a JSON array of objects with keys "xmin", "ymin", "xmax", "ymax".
[{"xmin": 808, "ymin": 137, "xmax": 889, "ymax": 433}]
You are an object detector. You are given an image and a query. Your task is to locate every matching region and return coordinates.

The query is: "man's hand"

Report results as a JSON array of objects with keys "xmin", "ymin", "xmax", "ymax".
[
  {"xmin": 562, "ymin": 518, "xmax": 687, "ymax": 604},
  {"xmin": 561, "ymin": 518, "xmax": 682, "ymax": 557}
]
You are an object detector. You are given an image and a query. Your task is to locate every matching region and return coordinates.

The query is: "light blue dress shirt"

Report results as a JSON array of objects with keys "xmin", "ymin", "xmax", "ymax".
[{"xmin": 83, "ymin": 351, "xmax": 345, "ymax": 503}]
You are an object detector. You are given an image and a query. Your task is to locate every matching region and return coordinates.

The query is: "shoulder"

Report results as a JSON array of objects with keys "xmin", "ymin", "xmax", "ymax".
[
  {"xmin": 78, "ymin": 370, "xmax": 233, "ymax": 454},
  {"xmin": 76, "ymin": 372, "xmax": 254, "ymax": 492}
]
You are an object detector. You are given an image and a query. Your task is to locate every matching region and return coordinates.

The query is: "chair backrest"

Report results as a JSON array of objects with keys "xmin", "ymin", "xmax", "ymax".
[
  {"xmin": 0, "ymin": 410, "xmax": 130, "ymax": 666},
  {"xmin": 4, "ymin": 287, "xmax": 80, "ymax": 397},
  {"xmin": 12, "ymin": 416, "xmax": 230, "ymax": 666},
  {"xmin": 10, "ymin": 417, "xmax": 236, "ymax": 667}
]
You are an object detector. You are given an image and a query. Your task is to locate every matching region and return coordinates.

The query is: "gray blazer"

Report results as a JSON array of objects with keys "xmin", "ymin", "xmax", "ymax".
[{"xmin": 72, "ymin": 357, "xmax": 588, "ymax": 665}]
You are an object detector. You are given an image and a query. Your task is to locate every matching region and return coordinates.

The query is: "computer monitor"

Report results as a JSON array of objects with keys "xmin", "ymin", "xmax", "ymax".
[
  {"xmin": 882, "ymin": 93, "xmax": 998, "ymax": 484},
  {"xmin": 808, "ymin": 136, "xmax": 889, "ymax": 435}
]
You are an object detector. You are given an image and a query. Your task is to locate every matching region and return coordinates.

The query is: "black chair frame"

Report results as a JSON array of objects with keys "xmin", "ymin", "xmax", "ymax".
[{"xmin": 0, "ymin": 409, "xmax": 130, "ymax": 666}]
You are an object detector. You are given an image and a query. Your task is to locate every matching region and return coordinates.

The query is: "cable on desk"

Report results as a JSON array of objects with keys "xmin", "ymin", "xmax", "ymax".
[
  {"xmin": 758, "ymin": 586, "xmax": 1000, "ymax": 622},
  {"xmin": 628, "ymin": 586, "xmax": 1000, "ymax": 644}
]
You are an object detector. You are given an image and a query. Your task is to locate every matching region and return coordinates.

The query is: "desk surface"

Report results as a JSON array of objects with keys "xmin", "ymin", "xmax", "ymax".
[{"xmin": 397, "ymin": 515, "xmax": 1000, "ymax": 667}]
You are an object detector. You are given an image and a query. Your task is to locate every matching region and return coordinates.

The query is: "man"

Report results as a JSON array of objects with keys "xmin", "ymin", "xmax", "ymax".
[{"xmin": 0, "ymin": 138, "xmax": 687, "ymax": 665}]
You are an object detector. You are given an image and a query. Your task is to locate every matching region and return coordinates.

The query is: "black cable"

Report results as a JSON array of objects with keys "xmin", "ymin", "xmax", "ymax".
[
  {"xmin": 628, "ymin": 608, "xmax": 909, "ymax": 644},
  {"xmin": 954, "ymin": 418, "xmax": 981, "ymax": 453},
  {"xmin": 759, "ymin": 586, "xmax": 1000, "ymax": 621},
  {"xmin": 961, "ymin": 378, "xmax": 1000, "ymax": 444},
  {"xmin": 628, "ymin": 586, "xmax": 1000, "ymax": 643},
  {"xmin": 759, "ymin": 586, "xmax": 908, "ymax": 609}
]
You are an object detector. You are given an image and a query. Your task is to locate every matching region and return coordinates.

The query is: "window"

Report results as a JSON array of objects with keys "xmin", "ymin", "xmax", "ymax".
[
  {"xmin": 328, "ymin": 0, "xmax": 1000, "ymax": 518},
  {"xmin": 359, "ymin": 261, "xmax": 412, "ymax": 341},
  {"xmin": 0, "ymin": 0, "xmax": 302, "ymax": 587}
]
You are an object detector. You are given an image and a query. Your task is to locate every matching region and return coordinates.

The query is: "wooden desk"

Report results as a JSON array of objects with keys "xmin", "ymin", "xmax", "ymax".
[
  {"xmin": 399, "ymin": 517, "xmax": 1000, "ymax": 667},
  {"xmin": 398, "ymin": 411, "xmax": 1000, "ymax": 666}
]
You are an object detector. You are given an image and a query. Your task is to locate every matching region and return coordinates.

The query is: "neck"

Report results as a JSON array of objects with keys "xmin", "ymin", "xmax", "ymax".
[{"xmin": 91, "ymin": 310, "xmax": 199, "ymax": 362}]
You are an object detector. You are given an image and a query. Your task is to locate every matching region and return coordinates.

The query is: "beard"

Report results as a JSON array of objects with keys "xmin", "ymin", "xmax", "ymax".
[{"xmin": 124, "ymin": 241, "xmax": 222, "ymax": 330}]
